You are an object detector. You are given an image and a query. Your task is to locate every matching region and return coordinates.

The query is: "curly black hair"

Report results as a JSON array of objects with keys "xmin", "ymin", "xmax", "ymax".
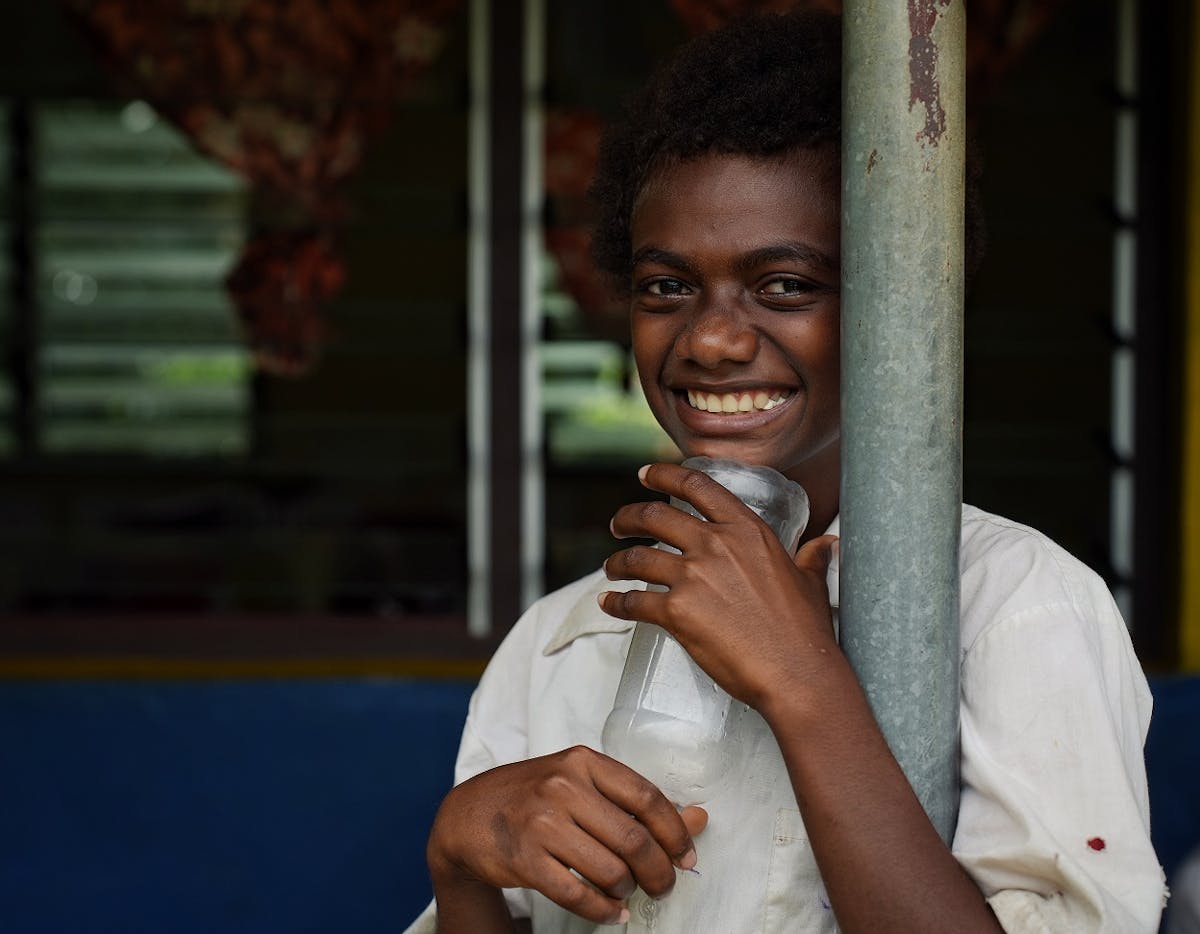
[{"xmin": 588, "ymin": 9, "xmax": 984, "ymax": 293}]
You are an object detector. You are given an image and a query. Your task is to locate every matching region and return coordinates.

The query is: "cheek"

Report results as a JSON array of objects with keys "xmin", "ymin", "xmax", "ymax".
[
  {"xmin": 811, "ymin": 328, "xmax": 842, "ymax": 429},
  {"xmin": 630, "ymin": 317, "xmax": 673, "ymax": 381},
  {"xmin": 782, "ymin": 313, "xmax": 840, "ymax": 424},
  {"xmin": 781, "ymin": 317, "xmax": 837, "ymax": 370},
  {"xmin": 801, "ymin": 310, "xmax": 841, "ymax": 376},
  {"xmin": 630, "ymin": 332, "xmax": 651, "ymax": 388}
]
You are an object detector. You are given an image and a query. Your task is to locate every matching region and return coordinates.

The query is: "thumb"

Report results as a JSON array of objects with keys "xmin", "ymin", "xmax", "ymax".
[
  {"xmin": 680, "ymin": 805, "xmax": 709, "ymax": 837},
  {"xmin": 793, "ymin": 533, "xmax": 838, "ymax": 576}
]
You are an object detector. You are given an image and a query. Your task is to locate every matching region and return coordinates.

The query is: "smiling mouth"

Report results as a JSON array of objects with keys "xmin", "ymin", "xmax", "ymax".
[{"xmin": 684, "ymin": 388, "xmax": 793, "ymax": 414}]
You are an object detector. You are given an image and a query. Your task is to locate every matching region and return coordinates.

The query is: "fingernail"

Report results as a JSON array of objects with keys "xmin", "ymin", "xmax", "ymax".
[
  {"xmin": 637, "ymin": 464, "xmax": 651, "ymax": 482},
  {"xmin": 678, "ymin": 847, "xmax": 697, "ymax": 871},
  {"xmin": 617, "ymin": 907, "xmax": 631, "ymax": 924},
  {"xmin": 597, "ymin": 592, "xmax": 609, "ymax": 610}
]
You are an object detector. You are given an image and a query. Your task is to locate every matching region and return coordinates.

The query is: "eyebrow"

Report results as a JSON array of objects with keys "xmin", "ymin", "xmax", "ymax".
[
  {"xmin": 733, "ymin": 241, "xmax": 839, "ymax": 275},
  {"xmin": 630, "ymin": 247, "xmax": 699, "ymax": 278},
  {"xmin": 630, "ymin": 241, "xmax": 839, "ymax": 277}
]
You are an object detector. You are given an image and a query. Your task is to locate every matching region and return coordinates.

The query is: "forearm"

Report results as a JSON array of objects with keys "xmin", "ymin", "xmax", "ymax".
[{"xmin": 760, "ymin": 657, "xmax": 1003, "ymax": 934}]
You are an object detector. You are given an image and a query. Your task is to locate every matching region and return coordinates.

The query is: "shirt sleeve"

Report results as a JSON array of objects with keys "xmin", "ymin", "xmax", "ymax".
[{"xmin": 952, "ymin": 598, "xmax": 1167, "ymax": 932}]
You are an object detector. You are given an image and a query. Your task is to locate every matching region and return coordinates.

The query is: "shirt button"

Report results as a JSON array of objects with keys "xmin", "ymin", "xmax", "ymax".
[{"xmin": 624, "ymin": 890, "xmax": 659, "ymax": 929}]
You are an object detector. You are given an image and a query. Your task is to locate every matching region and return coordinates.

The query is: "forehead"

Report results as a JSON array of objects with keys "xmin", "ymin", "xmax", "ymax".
[{"xmin": 630, "ymin": 148, "xmax": 841, "ymax": 260}]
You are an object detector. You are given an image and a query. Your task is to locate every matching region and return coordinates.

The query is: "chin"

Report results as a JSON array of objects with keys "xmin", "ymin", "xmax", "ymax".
[{"xmin": 678, "ymin": 439, "xmax": 781, "ymax": 469}]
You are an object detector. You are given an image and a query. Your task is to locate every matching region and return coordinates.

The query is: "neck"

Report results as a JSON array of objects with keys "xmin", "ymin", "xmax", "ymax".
[{"xmin": 785, "ymin": 443, "xmax": 840, "ymax": 543}]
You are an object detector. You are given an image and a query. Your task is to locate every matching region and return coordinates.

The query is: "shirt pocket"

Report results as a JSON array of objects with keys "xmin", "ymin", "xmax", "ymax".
[{"xmin": 763, "ymin": 808, "xmax": 838, "ymax": 933}]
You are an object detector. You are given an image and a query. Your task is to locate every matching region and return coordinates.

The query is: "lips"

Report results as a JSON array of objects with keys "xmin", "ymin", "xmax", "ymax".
[{"xmin": 669, "ymin": 386, "xmax": 800, "ymax": 436}]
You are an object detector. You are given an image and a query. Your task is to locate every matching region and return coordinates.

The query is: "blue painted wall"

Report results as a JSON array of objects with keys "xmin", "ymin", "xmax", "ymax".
[
  {"xmin": 1, "ymin": 675, "xmax": 1196, "ymax": 933},
  {"xmin": 0, "ymin": 679, "xmax": 474, "ymax": 934},
  {"xmin": 1145, "ymin": 676, "xmax": 1200, "ymax": 883}
]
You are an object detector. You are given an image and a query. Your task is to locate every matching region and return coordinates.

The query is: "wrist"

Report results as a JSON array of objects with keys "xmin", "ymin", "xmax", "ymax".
[
  {"xmin": 430, "ymin": 869, "xmax": 515, "ymax": 934},
  {"xmin": 755, "ymin": 645, "xmax": 865, "ymax": 735},
  {"xmin": 426, "ymin": 806, "xmax": 518, "ymax": 933},
  {"xmin": 427, "ymin": 801, "xmax": 472, "ymax": 878},
  {"xmin": 426, "ymin": 806, "xmax": 471, "ymax": 887}
]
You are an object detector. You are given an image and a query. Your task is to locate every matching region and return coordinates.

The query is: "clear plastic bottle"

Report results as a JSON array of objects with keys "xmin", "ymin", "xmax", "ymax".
[{"xmin": 600, "ymin": 457, "xmax": 809, "ymax": 805}]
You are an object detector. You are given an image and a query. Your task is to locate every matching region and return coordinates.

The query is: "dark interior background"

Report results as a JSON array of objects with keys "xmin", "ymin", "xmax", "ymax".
[{"xmin": 0, "ymin": 0, "xmax": 1188, "ymax": 668}]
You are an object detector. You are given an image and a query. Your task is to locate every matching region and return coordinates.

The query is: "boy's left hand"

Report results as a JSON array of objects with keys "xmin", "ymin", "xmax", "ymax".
[{"xmin": 600, "ymin": 462, "xmax": 841, "ymax": 714}]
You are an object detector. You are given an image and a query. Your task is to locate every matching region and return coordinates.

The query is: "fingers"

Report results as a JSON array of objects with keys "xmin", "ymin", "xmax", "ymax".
[
  {"xmin": 615, "ymin": 463, "xmax": 790, "ymax": 552},
  {"xmin": 610, "ymin": 497, "xmax": 702, "ymax": 548},
  {"xmin": 535, "ymin": 856, "xmax": 631, "ymax": 926},
  {"xmin": 538, "ymin": 803, "xmax": 699, "ymax": 925},
  {"xmin": 524, "ymin": 750, "xmax": 698, "ymax": 914},
  {"xmin": 680, "ymin": 805, "xmax": 709, "ymax": 838},
  {"xmin": 572, "ymin": 807, "xmax": 681, "ymax": 899},
  {"xmin": 431, "ymin": 748, "xmax": 705, "ymax": 926},
  {"xmin": 636, "ymin": 462, "xmax": 754, "ymax": 524},
  {"xmin": 597, "ymin": 587, "xmax": 663, "ymax": 624},
  {"xmin": 545, "ymin": 824, "xmax": 637, "ymax": 900},
  {"xmin": 603, "ymin": 541, "xmax": 681, "ymax": 588},
  {"xmin": 588, "ymin": 755, "xmax": 698, "ymax": 877},
  {"xmin": 794, "ymin": 533, "xmax": 838, "ymax": 575}
]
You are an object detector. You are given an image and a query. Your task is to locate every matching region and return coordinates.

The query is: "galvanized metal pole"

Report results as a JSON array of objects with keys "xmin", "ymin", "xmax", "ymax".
[{"xmin": 839, "ymin": 0, "xmax": 965, "ymax": 843}]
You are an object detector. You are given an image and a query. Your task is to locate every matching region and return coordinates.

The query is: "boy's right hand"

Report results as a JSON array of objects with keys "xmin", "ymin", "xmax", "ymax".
[{"xmin": 426, "ymin": 745, "xmax": 706, "ymax": 927}]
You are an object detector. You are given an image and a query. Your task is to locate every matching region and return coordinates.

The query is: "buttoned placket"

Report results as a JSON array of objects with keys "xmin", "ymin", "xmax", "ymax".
[{"xmin": 625, "ymin": 888, "xmax": 659, "ymax": 931}]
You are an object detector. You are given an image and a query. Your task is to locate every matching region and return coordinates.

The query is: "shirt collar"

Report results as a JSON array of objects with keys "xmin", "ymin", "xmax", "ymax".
[{"xmin": 543, "ymin": 514, "xmax": 841, "ymax": 656}]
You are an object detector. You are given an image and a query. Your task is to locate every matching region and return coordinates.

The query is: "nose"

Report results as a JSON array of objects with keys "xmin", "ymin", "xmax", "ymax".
[{"xmin": 674, "ymin": 299, "xmax": 758, "ymax": 369}]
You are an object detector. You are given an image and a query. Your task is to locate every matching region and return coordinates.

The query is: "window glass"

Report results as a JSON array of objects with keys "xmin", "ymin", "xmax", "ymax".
[
  {"xmin": 36, "ymin": 100, "xmax": 250, "ymax": 457},
  {"xmin": 540, "ymin": 0, "xmax": 685, "ymax": 591},
  {"xmin": 1, "ymin": 4, "xmax": 471, "ymax": 627}
]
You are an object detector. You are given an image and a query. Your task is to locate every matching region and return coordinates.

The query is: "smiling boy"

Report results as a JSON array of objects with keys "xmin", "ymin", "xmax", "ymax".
[{"xmin": 407, "ymin": 11, "xmax": 1165, "ymax": 934}]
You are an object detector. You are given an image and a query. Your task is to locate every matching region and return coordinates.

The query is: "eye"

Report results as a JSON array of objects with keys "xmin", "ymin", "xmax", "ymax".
[
  {"xmin": 759, "ymin": 276, "xmax": 814, "ymax": 296},
  {"xmin": 643, "ymin": 277, "xmax": 692, "ymax": 297}
]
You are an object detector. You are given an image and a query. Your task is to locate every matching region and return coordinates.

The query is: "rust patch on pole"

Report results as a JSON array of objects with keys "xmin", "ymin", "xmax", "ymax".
[{"xmin": 908, "ymin": 0, "xmax": 951, "ymax": 148}]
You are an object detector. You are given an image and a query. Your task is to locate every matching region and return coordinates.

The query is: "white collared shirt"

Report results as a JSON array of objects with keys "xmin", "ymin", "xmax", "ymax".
[{"xmin": 406, "ymin": 506, "xmax": 1166, "ymax": 933}]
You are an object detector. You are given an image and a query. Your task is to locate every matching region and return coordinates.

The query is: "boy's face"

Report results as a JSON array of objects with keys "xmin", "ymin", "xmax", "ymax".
[{"xmin": 629, "ymin": 148, "xmax": 841, "ymax": 490}]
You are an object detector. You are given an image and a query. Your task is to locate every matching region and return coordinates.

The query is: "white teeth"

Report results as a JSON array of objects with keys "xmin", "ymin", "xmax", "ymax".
[{"xmin": 686, "ymin": 389, "xmax": 792, "ymax": 414}]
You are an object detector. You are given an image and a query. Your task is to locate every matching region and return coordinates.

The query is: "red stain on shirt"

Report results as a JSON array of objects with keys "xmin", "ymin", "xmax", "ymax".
[{"xmin": 1087, "ymin": 837, "xmax": 1106, "ymax": 851}]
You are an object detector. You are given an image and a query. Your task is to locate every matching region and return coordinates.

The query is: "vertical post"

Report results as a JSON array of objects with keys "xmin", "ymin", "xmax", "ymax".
[
  {"xmin": 469, "ymin": 0, "xmax": 544, "ymax": 638},
  {"xmin": 469, "ymin": 0, "xmax": 533, "ymax": 638},
  {"xmin": 487, "ymin": 0, "xmax": 525, "ymax": 637},
  {"xmin": 1180, "ymin": 0, "xmax": 1200, "ymax": 671},
  {"xmin": 1108, "ymin": 0, "xmax": 1138, "ymax": 632},
  {"xmin": 839, "ymin": 0, "xmax": 965, "ymax": 843},
  {"xmin": 1130, "ymin": 0, "xmax": 1178, "ymax": 665},
  {"xmin": 466, "ymin": 0, "xmax": 493, "ymax": 636},
  {"xmin": 521, "ymin": 0, "xmax": 546, "ymax": 613}
]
